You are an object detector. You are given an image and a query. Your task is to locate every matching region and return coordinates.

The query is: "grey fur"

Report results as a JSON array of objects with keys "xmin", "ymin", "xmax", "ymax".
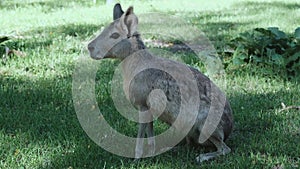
[
  {"xmin": 88, "ymin": 4, "xmax": 233, "ymax": 163},
  {"xmin": 113, "ymin": 3, "xmax": 124, "ymax": 20}
]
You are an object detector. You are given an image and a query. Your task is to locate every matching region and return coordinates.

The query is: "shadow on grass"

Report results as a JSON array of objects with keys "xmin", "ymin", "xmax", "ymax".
[
  {"xmin": 228, "ymin": 87, "xmax": 300, "ymax": 158},
  {"xmin": 2, "ymin": 71, "xmax": 299, "ymax": 168},
  {"xmin": 0, "ymin": 0, "xmax": 94, "ymax": 10},
  {"xmin": 29, "ymin": 23, "xmax": 102, "ymax": 39},
  {"xmin": 0, "ymin": 76, "xmax": 76, "ymax": 139},
  {"xmin": 238, "ymin": 1, "xmax": 300, "ymax": 10},
  {"xmin": 188, "ymin": 12, "xmax": 256, "ymax": 50},
  {"xmin": 199, "ymin": 21, "xmax": 249, "ymax": 45},
  {"xmin": 3, "ymin": 23, "xmax": 101, "ymax": 59},
  {"xmin": 190, "ymin": 0, "xmax": 300, "ymax": 48},
  {"xmin": 0, "ymin": 70, "xmax": 125, "ymax": 168},
  {"xmin": 51, "ymin": 79, "xmax": 300, "ymax": 168}
]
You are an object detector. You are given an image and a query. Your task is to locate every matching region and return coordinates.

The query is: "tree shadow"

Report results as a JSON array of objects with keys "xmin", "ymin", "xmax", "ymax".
[
  {"xmin": 0, "ymin": 0, "xmax": 93, "ymax": 10},
  {"xmin": 0, "ymin": 76, "xmax": 74, "ymax": 139},
  {"xmin": 2, "ymin": 23, "xmax": 101, "ymax": 62},
  {"xmin": 27, "ymin": 77, "xmax": 298, "ymax": 168},
  {"xmin": 228, "ymin": 86, "xmax": 300, "ymax": 158},
  {"xmin": 238, "ymin": 1, "xmax": 300, "ymax": 10}
]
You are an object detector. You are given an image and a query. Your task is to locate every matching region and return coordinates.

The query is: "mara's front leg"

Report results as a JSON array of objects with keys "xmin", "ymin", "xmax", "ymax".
[
  {"xmin": 146, "ymin": 121, "xmax": 155, "ymax": 156},
  {"xmin": 135, "ymin": 123, "xmax": 147, "ymax": 159},
  {"xmin": 135, "ymin": 110, "xmax": 155, "ymax": 159}
]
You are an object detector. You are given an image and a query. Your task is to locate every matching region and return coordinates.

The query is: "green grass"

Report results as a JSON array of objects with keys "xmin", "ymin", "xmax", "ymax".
[{"xmin": 0, "ymin": 0, "xmax": 300, "ymax": 168}]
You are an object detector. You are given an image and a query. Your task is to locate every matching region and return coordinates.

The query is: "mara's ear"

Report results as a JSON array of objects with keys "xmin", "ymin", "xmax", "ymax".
[
  {"xmin": 113, "ymin": 3, "xmax": 124, "ymax": 20},
  {"xmin": 120, "ymin": 6, "xmax": 138, "ymax": 37}
]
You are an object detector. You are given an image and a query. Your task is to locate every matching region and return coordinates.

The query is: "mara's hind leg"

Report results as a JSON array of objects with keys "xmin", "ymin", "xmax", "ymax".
[{"xmin": 196, "ymin": 136, "xmax": 231, "ymax": 163}]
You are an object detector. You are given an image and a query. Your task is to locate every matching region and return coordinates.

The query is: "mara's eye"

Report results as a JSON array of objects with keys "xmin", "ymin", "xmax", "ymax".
[{"xmin": 110, "ymin": 32, "xmax": 120, "ymax": 39}]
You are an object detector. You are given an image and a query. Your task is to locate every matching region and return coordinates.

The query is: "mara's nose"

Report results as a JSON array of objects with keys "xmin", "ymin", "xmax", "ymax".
[{"xmin": 88, "ymin": 44, "xmax": 95, "ymax": 52}]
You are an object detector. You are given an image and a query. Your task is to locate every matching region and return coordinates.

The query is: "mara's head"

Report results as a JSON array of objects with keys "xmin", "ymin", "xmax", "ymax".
[{"xmin": 88, "ymin": 4, "xmax": 143, "ymax": 60}]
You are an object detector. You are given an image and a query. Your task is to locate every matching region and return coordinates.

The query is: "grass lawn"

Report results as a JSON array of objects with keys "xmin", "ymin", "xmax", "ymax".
[{"xmin": 0, "ymin": 0, "xmax": 299, "ymax": 168}]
